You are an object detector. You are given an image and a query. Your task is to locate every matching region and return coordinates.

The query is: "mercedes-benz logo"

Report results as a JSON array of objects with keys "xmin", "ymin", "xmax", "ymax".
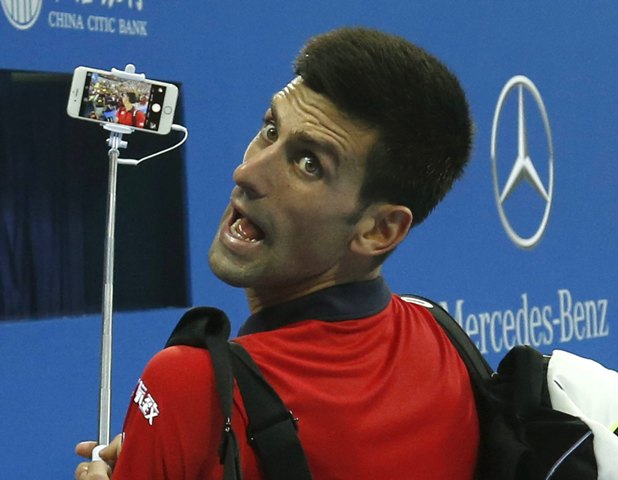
[
  {"xmin": 1, "ymin": 0, "xmax": 43, "ymax": 30},
  {"xmin": 490, "ymin": 75, "xmax": 554, "ymax": 249}
]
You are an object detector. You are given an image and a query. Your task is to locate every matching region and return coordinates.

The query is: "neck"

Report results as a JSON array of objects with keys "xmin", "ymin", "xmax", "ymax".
[{"xmin": 245, "ymin": 268, "xmax": 382, "ymax": 314}]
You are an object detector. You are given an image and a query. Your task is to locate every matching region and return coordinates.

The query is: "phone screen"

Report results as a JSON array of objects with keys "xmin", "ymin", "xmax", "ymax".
[{"xmin": 79, "ymin": 70, "xmax": 170, "ymax": 132}]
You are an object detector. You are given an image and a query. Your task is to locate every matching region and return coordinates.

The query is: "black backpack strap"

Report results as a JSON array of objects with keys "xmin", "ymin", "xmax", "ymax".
[
  {"xmin": 400, "ymin": 294, "xmax": 494, "ymax": 384},
  {"xmin": 229, "ymin": 342, "xmax": 313, "ymax": 480},
  {"xmin": 401, "ymin": 295, "xmax": 599, "ymax": 480},
  {"xmin": 400, "ymin": 295, "xmax": 497, "ymax": 479},
  {"xmin": 165, "ymin": 307, "xmax": 312, "ymax": 480},
  {"xmin": 165, "ymin": 307, "xmax": 243, "ymax": 480}
]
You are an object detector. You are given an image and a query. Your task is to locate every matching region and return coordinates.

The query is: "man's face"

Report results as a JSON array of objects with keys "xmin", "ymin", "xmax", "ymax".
[{"xmin": 208, "ymin": 77, "xmax": 378, "ymax": 310}]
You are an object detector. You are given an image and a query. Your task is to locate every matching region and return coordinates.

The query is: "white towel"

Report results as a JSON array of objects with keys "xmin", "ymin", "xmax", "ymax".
[{"xmin": 548, "ymin": 350, "xmax": 618, "ymax": 480}]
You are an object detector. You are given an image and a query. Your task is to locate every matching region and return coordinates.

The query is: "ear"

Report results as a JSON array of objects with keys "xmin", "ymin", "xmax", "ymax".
[{"xmin": 350, "ymin": 204, "xmax": 413, "ymax": 257}]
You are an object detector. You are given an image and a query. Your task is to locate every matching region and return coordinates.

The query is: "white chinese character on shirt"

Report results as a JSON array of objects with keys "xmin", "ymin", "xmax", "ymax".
[
  {"xmin": 133, "ymin": 379, "xmax": 159, "ymax": 425},
  {"xmin": 133, "ymin": 379, "xmax": 147, "ymax": 405}
]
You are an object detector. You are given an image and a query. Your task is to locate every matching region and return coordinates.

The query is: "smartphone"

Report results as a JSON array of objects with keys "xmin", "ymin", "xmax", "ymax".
[{"xmin": 67, "ymin": 66, "xmax": 179, "ymax": 135}]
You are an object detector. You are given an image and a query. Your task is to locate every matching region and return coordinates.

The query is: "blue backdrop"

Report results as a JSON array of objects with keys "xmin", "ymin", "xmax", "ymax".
[{"xmin": 0, "ymin": 1, "xmax": 616, "ymax": 477}]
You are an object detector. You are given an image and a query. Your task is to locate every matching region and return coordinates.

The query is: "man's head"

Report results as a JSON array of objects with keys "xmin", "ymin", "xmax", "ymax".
[
  {"xmin": 122, "ymin": 92, "xmax": 138, "ymax": 110},
  {"xmin": 294, "ymin": 27, "xmax": 473, "ymax": 227},
  {"xmin": 209, "ymin": 27, "xmax": 472, "ymax": 311}
]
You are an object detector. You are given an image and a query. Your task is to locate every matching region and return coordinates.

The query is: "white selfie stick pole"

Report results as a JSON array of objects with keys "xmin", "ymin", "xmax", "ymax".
[
  {"xmin": 94, "ymin": 64, "xmax": 144, "ymax": 460},
  {"xmin": 95, "ymin": 123, "xmax": 133, "ymax": 459},
  {"xmin": 91, "ymin": 64, "xmax": 187, "ymax": 461}
]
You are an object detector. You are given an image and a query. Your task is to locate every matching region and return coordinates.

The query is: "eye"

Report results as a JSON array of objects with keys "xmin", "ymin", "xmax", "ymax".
[
  {"xmin": 259, "ymin": 121, "xmax": 278, "ymax": 143},
  {"xmin": 296, "ymin": 155, "xmax": 323, "ymax": 178}
]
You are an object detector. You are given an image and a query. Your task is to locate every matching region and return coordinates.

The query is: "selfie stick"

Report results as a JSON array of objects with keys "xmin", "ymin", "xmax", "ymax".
[{"xmin": 92, "ymin": 64, "xmax": 144, "ymax": 462}]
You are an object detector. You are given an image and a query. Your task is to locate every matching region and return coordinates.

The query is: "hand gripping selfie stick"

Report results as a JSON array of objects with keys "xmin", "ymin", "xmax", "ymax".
[{"xmin": 91, "ymin": 64, "xmax": 188, "ymax": 461}]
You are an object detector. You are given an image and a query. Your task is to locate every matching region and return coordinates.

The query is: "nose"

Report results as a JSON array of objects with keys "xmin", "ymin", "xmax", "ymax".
[{"xmin": 232, "ymin": 140, "xmax": 274, "ymax": 199}]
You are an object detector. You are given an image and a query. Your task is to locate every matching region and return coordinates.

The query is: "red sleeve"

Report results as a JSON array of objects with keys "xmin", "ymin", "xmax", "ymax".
[
  {"xmin": 135, "ymin": 110, "xmax": 146, "ymax": 128},
  {"xmin": 112, "ymin": 346, "xmax": 225, "ymax": 479}
]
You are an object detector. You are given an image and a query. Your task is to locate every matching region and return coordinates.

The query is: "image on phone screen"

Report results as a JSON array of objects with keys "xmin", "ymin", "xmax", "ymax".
[{"xmin": 79, "ymin": 71, "xmax": 169, "ymax": 132}]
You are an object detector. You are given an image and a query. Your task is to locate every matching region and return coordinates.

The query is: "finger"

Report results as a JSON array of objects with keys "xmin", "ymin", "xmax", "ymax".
[
  {"xmin": 74, "ymin": 461, "xmax": 90, "ymax": 480},
  {"xmin": 75, "ymin": 460, "xmax": 111, "ymax": 480},
  {"xmin": 99, "ymin": 432, "xmax": 124, "ymax": 464},
  {"xmin": 75, "ymin": 441, "xmax": 98, "ymax": 459}
]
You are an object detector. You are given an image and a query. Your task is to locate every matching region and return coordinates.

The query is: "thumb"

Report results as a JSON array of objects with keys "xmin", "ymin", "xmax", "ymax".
[{"xmin": 99, "ymin": 433, "xmax": 124, "ymax": 464}]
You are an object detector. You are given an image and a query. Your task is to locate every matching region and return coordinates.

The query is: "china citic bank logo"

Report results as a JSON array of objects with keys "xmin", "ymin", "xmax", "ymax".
[
  {"xmin": 1, "ymin": 0, "xmax": 42, "ymax": 30},
  {"xmin": 490, "ymin": 75, "xmax": 554, "ymax": 250}
]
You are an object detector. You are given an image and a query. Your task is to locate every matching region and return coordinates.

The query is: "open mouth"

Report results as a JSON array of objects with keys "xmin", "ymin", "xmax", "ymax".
[{"xmin": 229, "ymin": 208, "xmax": 265, "ymax": 243}]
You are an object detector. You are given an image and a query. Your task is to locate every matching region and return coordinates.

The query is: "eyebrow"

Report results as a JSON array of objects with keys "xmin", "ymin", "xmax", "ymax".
[{"xmin": 270, "ymin": 100, "xmax": 343, "ymax": 169}]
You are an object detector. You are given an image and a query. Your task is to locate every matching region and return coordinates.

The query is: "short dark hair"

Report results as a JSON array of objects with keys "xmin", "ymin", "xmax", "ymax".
[{"xmin": 294, "ymin": 27, "xmax": 473, "ymax": 227}]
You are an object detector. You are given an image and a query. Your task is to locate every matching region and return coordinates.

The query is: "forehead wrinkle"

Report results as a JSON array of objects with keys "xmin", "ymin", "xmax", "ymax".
[{"xmin": 272, "ymin": 83, "xmax": 366, "ymax": 169}]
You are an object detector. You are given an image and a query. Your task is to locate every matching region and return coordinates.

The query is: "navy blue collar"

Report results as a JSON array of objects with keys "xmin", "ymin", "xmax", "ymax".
[{"xmin": 238, "ymin": 277, "xmax": 391, "ymax": 336}]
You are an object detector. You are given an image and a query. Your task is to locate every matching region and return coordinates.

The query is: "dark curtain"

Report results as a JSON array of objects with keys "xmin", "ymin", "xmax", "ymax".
[{"xmin": 0, "ymin": 71, "xmax": 188, "ymax": 320}]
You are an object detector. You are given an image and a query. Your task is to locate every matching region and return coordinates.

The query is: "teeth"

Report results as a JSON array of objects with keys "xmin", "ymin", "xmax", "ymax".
[{"xmin": 231, "ymin": 218, "xmax": 258, "ymax": 242}]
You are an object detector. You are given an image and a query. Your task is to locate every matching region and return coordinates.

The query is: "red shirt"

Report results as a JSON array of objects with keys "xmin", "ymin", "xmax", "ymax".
[
  {"xmin": 117, "ymin": 107, "xmax": 146, "ymax": 128},
  {"xmin": 114, "ymin": 279, "xmax": 479, "ymax": 479}
]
